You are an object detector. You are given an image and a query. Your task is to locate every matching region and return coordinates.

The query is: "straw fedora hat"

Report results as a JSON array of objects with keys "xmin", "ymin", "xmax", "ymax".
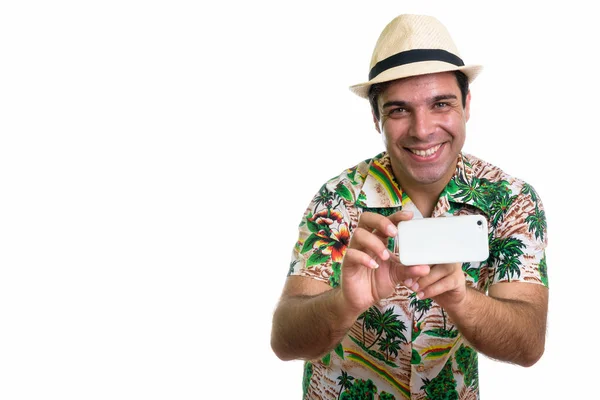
[{"xmin": 349, "ymin": 14, "xmax": 482, "ymax": 98}]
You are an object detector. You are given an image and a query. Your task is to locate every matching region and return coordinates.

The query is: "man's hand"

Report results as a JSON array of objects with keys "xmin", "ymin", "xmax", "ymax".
[
  {"xmin": 340, "ymin": 210, "xmax": 430, "ymax": 316},
  {"xmin": 405, "ymin": 262, "xmax": 467, "ymax": 310}
]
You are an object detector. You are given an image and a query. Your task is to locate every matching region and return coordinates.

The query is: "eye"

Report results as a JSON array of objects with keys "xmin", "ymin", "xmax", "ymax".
[
  {"xmin": 434, "ymin": 102, "xmax": 449, "ymax": 109},
  {"xmin": 387, "ymin": 108, "xmax": 407, "ymax": 117}
]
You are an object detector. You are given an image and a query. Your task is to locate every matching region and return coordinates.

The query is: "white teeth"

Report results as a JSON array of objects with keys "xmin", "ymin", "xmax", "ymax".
[{"xmin": 410, "ymin": 144, "xmax": 441, "ymax": 157}]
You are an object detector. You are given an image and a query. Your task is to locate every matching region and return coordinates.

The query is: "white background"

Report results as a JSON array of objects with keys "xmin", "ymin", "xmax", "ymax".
[{"xmin": 0, "ymin": 1, "xmax": 596, "ymax": 399}]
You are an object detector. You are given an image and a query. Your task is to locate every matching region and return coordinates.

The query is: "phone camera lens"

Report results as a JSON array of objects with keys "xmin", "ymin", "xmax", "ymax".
[{"xmin": 477, "ymin": 220, "xmax": 483, "ymax": 226}]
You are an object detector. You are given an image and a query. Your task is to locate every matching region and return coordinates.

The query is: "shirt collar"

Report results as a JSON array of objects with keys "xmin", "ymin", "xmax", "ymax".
[
  {"xmin": 356, "ymin": 152, "xmax": 407, "ymax": 209},
  {"xmin": 441, "ymin": 154, "xmax": 492, "ymax": 216},
  {"xmin": 356, "ymin": 152, "xmax": 480, "ymax": 211}
]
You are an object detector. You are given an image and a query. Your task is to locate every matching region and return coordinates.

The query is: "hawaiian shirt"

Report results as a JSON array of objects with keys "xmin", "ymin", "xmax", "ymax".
[{"xmin": 289, "ymin": 152, "xmax": 548, "ymax": 400}]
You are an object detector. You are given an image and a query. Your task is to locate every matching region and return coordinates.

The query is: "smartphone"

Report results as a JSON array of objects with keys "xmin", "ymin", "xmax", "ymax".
[{"xmin": 396, "ymin": 215, "xmax": 489, "ymax": 266}]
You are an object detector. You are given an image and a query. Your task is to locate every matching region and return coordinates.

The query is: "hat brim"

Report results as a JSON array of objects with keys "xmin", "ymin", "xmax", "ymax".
[{"xmin": 349, "ymin": 61, "xmax": 483, "ymax": 98}]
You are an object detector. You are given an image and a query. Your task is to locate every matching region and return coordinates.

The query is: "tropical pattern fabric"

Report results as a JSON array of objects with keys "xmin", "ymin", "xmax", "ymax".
[{"xmin": 289, "ymin": 152, "xmax": 548, "ymax": 400}]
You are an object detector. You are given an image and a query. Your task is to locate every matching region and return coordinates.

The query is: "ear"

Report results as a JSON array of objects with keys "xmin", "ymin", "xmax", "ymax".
[
  {"xmin": 464, "ymin": 90, "xmax": 472, "ymax": 122},
  {"xmin": 372, "ymin": 109, "xmax": 381, "ymax": 133}
]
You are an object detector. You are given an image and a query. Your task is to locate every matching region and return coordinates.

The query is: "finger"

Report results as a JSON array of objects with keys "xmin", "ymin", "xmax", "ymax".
[
  {"xmin": 388, "ymin": 263, "xmax": 430, "ymax": 286},
  {"xmin": 415, "ymin": 273, "xmax": 464, "ymax": 299},
  {"xmin": 388, "ymin": 210, "xmax": 414, "ymax": 226},
  {"xmin": 410, "ymin": 263, "xmax": 463, "ymax": 298},
  {"xmin": 410, "ymin": 263, "xmax": 453, "ymax": 290},
  {"xmin": 389, "ymin": 211, "xmax": 414, "ymax": 259},
  {"xmin": 349, "ymin": 227, "xmax": 391, "ymax": 261},
  {"xmin": 356, "ymin": 212, "xmax": 398, "ymax": 238},
  {"xmin": 343, "ymin": 248, "xmax": 380, "ymax": 270},
  {"xmin": 370, "ymin": 227, "xmax": 392, "ymax": 239}
]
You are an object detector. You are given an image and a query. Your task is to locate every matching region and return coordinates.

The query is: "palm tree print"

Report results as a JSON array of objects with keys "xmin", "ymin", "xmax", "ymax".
[
  {"xmin": 377, "ymin": 335, "xmax": 402, "ymax": 361},
  {"xmin": 364, "ymin": 307, "xmax": 407, "ymax": 350},
  {"xmin": 489, "ymin": 235, "xmax": 526, "ymax": 281},
  {"xmin": 409, "ymin": 292, "xmax": 433, "ymax": 322},
  {"xmin": 521, "ymin": 182, "xmax": 538, "ymax": 203},
  {"xmin": 497, "ymin": 256, "xmax": 521, "ymax": 281},
  {"xmin": 446, "ymin": 175, "xmax": 513, "ymax": 221},
  {"xmin": 358, "ymin": 308, "xmax": 376, "ymax": 345},
  {"xmin": 356, "ymin": 306, "xmax": 408, "ymax": 364},
  {"xmin": 488, "ymin": 191, "xmax": 517, "ymax": 226},
  {"xmin": 312, "ymin": 184, "xmax": 336, "ymax": 211},
  {"xmin": 445, "ymin": 176, "xmax": 487, "ymax": 205},
  {"xmin": 336, "ymin": 370, "xmax": 354, "ymax": 400},
  {"xmin": 525, "ymin": 204, "xmax": 546, "ymax": 241},
  {"xmin": 409, "ymin": 293, "xmax": 456, "ymax": 339}
]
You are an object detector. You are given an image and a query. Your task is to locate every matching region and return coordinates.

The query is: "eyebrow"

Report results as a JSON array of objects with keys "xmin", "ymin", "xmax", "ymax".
[
  {"xmin": 382, "ymin": 100, "xmax": 408, "ymax": 109},
  {"xmin": 431, "ymin": 94, "xmax": 458, "ymax": 103},
  {"xmin": 382, "ymin": 94, "xmax": 458, "ymax": 109}
]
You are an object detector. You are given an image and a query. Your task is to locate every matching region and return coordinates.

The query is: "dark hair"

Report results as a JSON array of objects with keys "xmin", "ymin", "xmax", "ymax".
[{"xmin": 368, "ymin": 70, "xmax": 469, "ymax": 121}]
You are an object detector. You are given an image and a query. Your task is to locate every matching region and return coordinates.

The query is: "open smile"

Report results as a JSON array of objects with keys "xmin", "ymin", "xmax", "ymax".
[{"xmin": 405, "ymin": 143, "xmax": 443, "ymax": 159}]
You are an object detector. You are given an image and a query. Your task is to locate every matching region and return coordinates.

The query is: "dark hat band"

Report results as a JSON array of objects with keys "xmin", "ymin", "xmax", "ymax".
[{"xmin": 368, "ymin": 49, "xmax": 465, "ymax": 81}]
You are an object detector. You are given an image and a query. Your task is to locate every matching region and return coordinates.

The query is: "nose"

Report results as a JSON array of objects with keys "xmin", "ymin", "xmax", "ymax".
[{"xmin": 409, "ymin": 108, "xmax": 435, "ymax": 140}]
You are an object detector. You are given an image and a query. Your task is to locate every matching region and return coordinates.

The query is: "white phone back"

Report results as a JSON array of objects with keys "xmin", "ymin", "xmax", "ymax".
[{"xmin": 396, "ymin": 215, "xmax": 489, "ymax": 266}]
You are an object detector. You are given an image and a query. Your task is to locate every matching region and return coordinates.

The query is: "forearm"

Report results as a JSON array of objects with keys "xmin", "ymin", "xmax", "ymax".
[
  {"xmin": 445, "ymin": 286, "xmax": 547, "ymax": 367},
  {"xmin": 271, "ymin": 287, "xmax": 359, "ymax": 361}
]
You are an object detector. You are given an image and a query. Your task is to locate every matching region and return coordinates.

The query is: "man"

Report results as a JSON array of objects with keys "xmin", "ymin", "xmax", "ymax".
[{"xmin": 271, "ymin": 14, "xmax": 548, "ymax": 399}]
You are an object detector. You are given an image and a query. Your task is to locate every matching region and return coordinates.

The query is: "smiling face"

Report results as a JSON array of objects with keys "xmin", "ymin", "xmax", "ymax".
[{"xmin": 375, "ymin": 72, "xmax": 471, "ymax": 193}]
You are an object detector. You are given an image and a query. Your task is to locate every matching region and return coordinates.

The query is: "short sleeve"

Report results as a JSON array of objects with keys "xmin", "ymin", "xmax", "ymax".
[
  {"xmin": 488, "ymin": 183, "xmax": 548, "ymax": 287},
  {"xmin": 288, "ymin": 182, "xmax": 354, "ymax": 288}
]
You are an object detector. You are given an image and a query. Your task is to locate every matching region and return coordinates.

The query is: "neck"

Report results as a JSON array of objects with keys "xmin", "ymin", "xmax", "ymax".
[
  {"xmin": 402, "ymin": 184, "xmax": 445, "ymax": 218},
  {"xmin": 394, "ymin": 166, "xmax": 456, "ymax": 218}
]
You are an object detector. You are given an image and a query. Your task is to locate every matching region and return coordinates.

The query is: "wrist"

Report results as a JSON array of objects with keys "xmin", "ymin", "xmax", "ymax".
[
  {"xmin": 329, "ymin": 287, "xmax": 363, "ymax": 332},
  {"xmin": 443, "ymin": 285, "xmax": 473, "ymax": 316}
]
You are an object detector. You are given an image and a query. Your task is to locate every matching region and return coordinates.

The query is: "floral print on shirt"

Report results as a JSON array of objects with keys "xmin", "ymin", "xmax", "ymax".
[{"xmin": 289, "ymin": 152, "xmax": 548, "ymax": 400}]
